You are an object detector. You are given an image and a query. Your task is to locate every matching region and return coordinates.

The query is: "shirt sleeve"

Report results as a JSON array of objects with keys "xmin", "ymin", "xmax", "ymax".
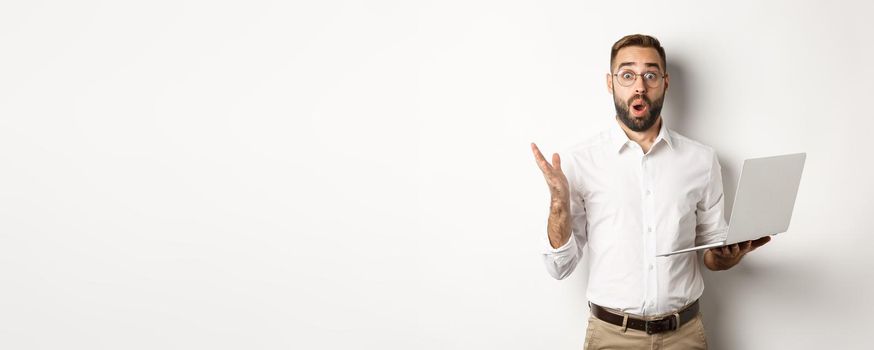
[
  {"xmin": 541, "ymin": 151, "xmax": 588, "ymax": 280},
  {"xmin": 695, "ymin": 150, "xmax": 729, "ymax": 245}
]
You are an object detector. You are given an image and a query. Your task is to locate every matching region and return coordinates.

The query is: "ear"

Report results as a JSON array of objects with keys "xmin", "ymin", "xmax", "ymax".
[
  {"xmin": 663, "ymin": 73, "xmax": 670, "ymax": 92},
  {"xmin": 606, "ymin": 73, "xmax": 613, "ymax": 94}
]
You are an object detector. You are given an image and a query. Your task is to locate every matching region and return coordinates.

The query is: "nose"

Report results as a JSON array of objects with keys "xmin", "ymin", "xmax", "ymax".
[{"xmin": 633, "ymin": 75, "xmax": 648, "ymax": 94}]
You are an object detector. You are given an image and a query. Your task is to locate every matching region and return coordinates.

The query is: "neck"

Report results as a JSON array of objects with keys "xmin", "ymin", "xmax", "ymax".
[{"xmin": 617, "ymin": 115, "xmax": 661, "ymax": 144}]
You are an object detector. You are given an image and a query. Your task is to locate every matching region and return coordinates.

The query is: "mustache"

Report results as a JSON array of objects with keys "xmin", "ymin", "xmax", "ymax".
[{"xmin": 627, "ymin": 94, "xmax": 652, "ymax": 106}]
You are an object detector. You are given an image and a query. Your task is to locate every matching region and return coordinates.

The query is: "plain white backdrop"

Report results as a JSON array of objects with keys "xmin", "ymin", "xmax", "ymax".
[{"xmin": 1, "ymin": 0, "xmax": 872, "ymax": 349}]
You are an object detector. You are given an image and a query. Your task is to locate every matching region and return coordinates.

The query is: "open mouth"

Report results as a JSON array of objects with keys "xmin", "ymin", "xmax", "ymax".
[{"xmin": 630, "ymin": 99, "xmax": 648, "ymax": 115}]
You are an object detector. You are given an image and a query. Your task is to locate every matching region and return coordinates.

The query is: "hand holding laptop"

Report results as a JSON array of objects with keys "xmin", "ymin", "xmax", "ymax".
[{"xmin": 704, "ymin": 236, "xmax": 771, "ymax": 270}]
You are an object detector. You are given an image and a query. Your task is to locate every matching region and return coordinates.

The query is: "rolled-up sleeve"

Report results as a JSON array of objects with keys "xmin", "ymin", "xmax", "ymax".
[
  {"xmin": 695, "ymin": 151, "xmax": 729, "ymax": 245},
  {"xmin": 541, "ymin": 152, "xmax": 588, "ymax": 280}
]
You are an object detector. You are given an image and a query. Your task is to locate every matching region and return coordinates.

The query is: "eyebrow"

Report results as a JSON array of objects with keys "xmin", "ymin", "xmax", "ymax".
[{"xmin": 616, "ymin": 62, "xmax": 661, "ymax": 71}]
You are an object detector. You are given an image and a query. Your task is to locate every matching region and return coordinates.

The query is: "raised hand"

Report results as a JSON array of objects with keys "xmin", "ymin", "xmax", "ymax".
[
  {"xmin": 531, "ymin": 142, "xmax": 570, "ymax": 206},
  {"xmin": 532, "ymin": 142, "xmax": 572, "ymax": 249}
]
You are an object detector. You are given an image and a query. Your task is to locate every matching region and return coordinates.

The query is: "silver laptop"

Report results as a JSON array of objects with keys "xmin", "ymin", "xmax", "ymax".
[{"xmin": 657, "ymin": 152, "xmax": 806, "ymax": 257}]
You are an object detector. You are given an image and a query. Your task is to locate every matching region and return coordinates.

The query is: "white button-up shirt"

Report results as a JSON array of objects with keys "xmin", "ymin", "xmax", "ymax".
[{"xmin": 542, "ymin": 118, "xmax": 728, "ymax": 316}]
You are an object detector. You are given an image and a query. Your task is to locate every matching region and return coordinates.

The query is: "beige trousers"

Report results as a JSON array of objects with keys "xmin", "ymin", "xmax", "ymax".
[{"xmin": 583, "ymin": 313, "xmax": 708, "ymax": 350}]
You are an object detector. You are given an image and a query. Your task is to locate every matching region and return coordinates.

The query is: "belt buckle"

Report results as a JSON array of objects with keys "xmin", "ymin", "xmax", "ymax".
[
  {"xmin": 645, "ymin": 320, "xmax": 662, "ymax": 335},
  {"xmin": 645, "ymin": 320, "xmax": 658, "ymax": 335},
  {"xmin": 645, "ymin": 315, "xmax": 678, "ymax": 335}
]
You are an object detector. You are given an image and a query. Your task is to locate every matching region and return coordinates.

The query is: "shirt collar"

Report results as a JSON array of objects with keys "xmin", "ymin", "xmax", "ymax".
[{"xmin": 610, "ymin": 117, "xmax": 674, "ymax": 153}]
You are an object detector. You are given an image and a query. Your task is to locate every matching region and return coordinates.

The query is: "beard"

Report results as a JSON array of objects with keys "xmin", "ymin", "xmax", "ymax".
[{"xmin": 613, "ymin": 92, "xmax": 664, "ymax": 132}]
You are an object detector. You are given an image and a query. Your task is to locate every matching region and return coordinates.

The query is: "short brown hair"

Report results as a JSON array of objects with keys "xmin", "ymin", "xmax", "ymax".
[{"xmin": 610, "ymin": 34, "xmax": 667, "ymax": 72}]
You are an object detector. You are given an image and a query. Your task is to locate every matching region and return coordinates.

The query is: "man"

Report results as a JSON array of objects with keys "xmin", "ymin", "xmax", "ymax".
[{"xmin": 530, "ymin": 34, "xmax": 770, "ymax": 349}]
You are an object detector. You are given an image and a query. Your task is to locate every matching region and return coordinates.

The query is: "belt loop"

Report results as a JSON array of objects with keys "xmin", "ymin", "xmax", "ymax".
[
  {"xmin": 673, "ymin": 312, "xmax": 681, "ymax": 330},
  {"xmin": 621, "ymin": 314, "xmax": 628, "ymax": 333}
]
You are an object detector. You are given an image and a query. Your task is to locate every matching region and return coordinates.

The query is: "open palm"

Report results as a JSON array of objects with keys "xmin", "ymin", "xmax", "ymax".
[{"xmin": 531, "ymin": 143, "xmax": 570, "ymax": 204}]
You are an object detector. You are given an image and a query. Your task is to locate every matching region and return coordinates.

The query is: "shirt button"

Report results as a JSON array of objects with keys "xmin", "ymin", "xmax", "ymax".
[
  {"xmin": 649, "ymin": 264, "xmax": 654, "ymax": 270},
  {"xmin": 648, "ymin": 227, "xmax": 653, "ymax": 233},
  {"xmin": 646, "ymin": 190, "xmax": 652, "ymax": 196}
]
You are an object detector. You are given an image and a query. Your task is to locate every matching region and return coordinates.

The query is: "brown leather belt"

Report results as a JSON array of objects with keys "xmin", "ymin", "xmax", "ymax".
[{"xmin": 589, "ymin": 300, "xmax": 699, "ymax": 335}]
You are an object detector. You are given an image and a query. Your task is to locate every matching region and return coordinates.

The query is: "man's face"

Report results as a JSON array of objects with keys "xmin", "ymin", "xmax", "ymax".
[{"xmin": 606, "ymin": 46, "xmax": 670, "ymax": 132}]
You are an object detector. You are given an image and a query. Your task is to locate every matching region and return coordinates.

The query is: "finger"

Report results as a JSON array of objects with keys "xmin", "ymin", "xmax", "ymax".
[
  {"xmin": 721, "ymin": 246, "xmax": 731, "ymax": 256},
  {"xmin": 530, "ymin": 143, "xmax": 553, "ymax": 172},
  {"xmin": 730, "ymin": 244, "xmax": 740, "ymax": 256},
  {"xmin": 709, "ymin": 247, "xmax": 725, "ymax": 258},
  {"xmin": 751, "ymin": 236, "xmax": 771, "ymax": 249},
  {"xmin": 552, "ymin": 153, "xmax": 562, "ymax": 172},
  {"xmin": 740, "ymin": 240, "xmax": 752, "ymax": 253}
]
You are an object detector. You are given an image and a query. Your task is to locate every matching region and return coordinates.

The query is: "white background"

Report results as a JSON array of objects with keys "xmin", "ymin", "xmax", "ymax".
[{"xmin": 1, "ymin": 0, "xmax": 872, "ymax": 349}]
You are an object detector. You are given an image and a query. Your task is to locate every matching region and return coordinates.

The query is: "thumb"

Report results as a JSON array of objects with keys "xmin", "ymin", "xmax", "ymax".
[
  {"xmin": 751, "ymin": 236, "xmax": 771, "ymax": 250},
  {"xmin": 552, "ymin": 153, "xmax": 561, "ymax": 171}
]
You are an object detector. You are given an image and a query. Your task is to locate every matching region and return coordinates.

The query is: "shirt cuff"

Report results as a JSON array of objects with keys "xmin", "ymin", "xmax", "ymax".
[
  {"xmin": 696, "ymin": 226, "xmax": 729, "ymax": 246},
  {"xmin": 544, "ymin": 234, "xmax": 577, "ymax": 254}
]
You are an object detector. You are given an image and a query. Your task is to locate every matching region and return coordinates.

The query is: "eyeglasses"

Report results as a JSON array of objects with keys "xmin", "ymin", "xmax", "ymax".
[{"xmin": 612, "ymin": 69, "xmax": 665, "ymax": 88}]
